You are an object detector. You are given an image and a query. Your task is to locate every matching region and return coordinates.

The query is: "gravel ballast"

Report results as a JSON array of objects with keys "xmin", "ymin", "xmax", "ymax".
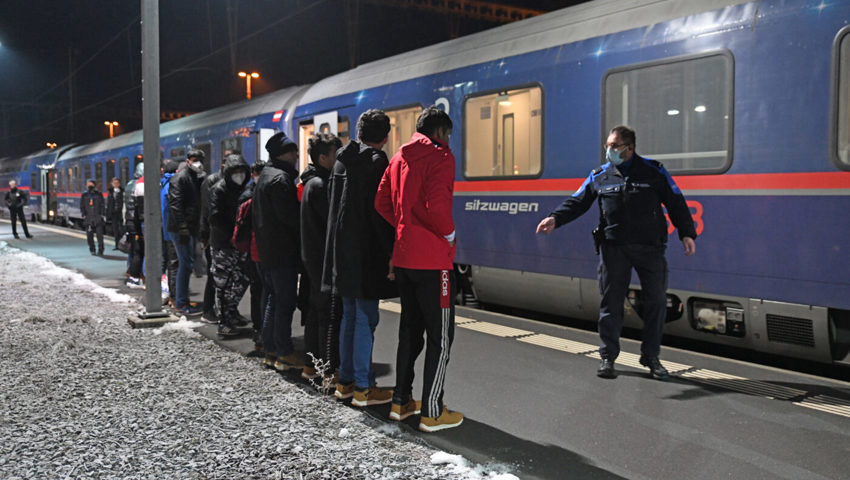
[{"xmin": 0, "ymin": 243, "xmax": 516, "ymax": 479}]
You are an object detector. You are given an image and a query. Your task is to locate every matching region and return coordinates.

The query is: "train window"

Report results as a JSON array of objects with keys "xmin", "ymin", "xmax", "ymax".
[
  {"xmin": 67, "ymin": 167, "xmax": 74, "ymax": 193},
  {"xmin": 120, "ymin": 158, "xmax": 129, "ymax": 185},
  {"xmin": 338, "ymin": 117, "xmax": 350, "ymax": 147},
  {"xmin": 382, "ymin": 105, "xmax": 422, "ymax": 159},
  {"xmin": 31, "ymin": 173, "xmax": 38, "ymax": 192},
  {"xmin": 221, "ymin": 137, "xmax": 241, "ymax": 156},
  {"xmin": 83, "ymin": 164, "xmax": 92, "ymax": 190},
  {"xmin": 106, "ymin": 159, "xmax": 116, "ymax": 185},
  {"xmin": 297, "ymin": 116, "xmax": 351, "ymax": 172},
  {"xmin": 170, "ymin": 147, "xmax": 186, "ymax": 161},
  {"xmin": 604, "ymin": 52, "xmax": 733, "ymax": 174},
  {"xmin": 95, "ymin": 162, "xmax": 103, "ymax": 190},
  {"xmin": 836, "ymin": 29, "xmax": 850, "ymax": 168},
  {"xmin": 464, "ymin": 85, "xmax": 543, "ymax": 178}
]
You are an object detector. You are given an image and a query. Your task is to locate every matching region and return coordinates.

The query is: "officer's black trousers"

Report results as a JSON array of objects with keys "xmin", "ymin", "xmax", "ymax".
[
  {"xmin": 86, "ymin": 221, "xmax": 105, "ymax": 253},
  {"xmin": 393, "ymin": 267, "xmax": 455, "ymax": 418},
  {"xmin": 598, "ymin": 243, "xmax": 668, "ymax": 361},
  {"xmin": 9, "ymin": 207, "xmax": 30, "ymax": 237}
]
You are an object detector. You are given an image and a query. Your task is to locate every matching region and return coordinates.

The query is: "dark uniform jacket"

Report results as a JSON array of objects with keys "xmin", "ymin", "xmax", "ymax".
[
  {"xmin": 550, "ymin": 154, "xmax": 697, "ymax": 245},
  {"xmin": 198, "ymin": 171, "xmax": 221, "ymax": 245},
  {"xmin": 252, "ymin": 160, "xmax": 300, "ymax": 269},
  {"xmin": 208, "ymin": 156, "xmax": 249, "ymax": 250},
  {"xmin": 321, "ymin": 140, "xmax": 396, "ymax": 299},
  {"xmin": 299, "ymin": 163, "xmax": 331, "ymax": 292},
  {"xmin": 107, "ymin": 186, "xmax": 124, "ymax": 215},
  {"xmin": 4, "ymin": 188, "xmax": 28, "ymax": 210},
  {"xmin": 166, "ymin": 165, "xmax": 203, "ymax": 236},
  {"xmin": 80, "ymin": 189, "xmax": 105, "ymax": 226}
]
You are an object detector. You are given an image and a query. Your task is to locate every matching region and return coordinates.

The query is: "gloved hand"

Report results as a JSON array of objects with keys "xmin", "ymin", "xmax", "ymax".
[{"xmin": 178, "ymin": 228, "xmax": 191, "ymax": 245}]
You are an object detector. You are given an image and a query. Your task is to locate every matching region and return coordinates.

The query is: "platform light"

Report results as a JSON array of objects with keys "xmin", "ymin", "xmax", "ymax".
[
  {"xmin": 104, "ymin": 121, "xmax": 119, "ymax": 138},
  {"xmin": 238, "ymin": 71, "xmax": 260, "ymax": 99},
  {"xmin": 694, "ymin": 105, "xmax": 707, "ymax": 113},
  {"xmin": 667, "ymin": 109, "xmax": 680, "ymax": 116}
]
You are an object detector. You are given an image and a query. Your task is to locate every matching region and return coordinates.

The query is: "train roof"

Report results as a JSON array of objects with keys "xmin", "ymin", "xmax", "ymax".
[
  {"xmin": 60, "ymin": 86, "xmax": 306, "ymax": 161},
  {"xmin": 299, "ymin": 0, "xmax": 751, "ymax": 105}
]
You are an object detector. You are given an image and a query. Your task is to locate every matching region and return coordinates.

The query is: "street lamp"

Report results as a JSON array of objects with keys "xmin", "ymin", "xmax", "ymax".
[
  {"xmin": 104, "ymin": 121, "xmax": 119, "ymax": 138},
  {"xmin": 46, "ymin": 142, "xmax": 57, "ymax": 149},
  {"xmin": 238, "ymin": 71, "xmax": 259, "ymax": 100}
]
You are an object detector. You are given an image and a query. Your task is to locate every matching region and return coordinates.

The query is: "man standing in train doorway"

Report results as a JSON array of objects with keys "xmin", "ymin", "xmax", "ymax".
[
  {"xmin": 5, "ymin": 180, "xmax": 33, "ymax": 239},
  {"xmin": 535, "ymin": 126, "xmax": 697, "ymax": 380},
  {"xmin": 81, "ymin": 179, "xmax": 105, "ymax": 256}
]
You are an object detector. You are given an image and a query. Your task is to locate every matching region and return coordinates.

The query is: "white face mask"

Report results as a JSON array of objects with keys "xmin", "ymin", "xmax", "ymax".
[
  {"xmin": 114, "ymin": 187, "xmax": 120, "ymax": 193},
  {"xmin": 231, "ymin": 172, "xmax": 246, "ymax": 185}
]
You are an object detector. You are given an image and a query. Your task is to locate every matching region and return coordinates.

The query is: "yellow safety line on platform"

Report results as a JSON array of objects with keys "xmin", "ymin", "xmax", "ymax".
[
  {"xmin": 0, "ymin": 218, "xmax": 89, "ymax": 240},
  {"xmin": 794, "ymin": 395, "xmax": 850, "ymax": 418}
]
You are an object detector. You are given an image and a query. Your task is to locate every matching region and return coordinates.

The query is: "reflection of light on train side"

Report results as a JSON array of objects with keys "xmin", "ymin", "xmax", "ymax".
[
  {"xmin": 694, "ymin": 105, "xmax": 707, "ymax": 113},
  {"xmin": 667, "ymin": 109, "xmax": 680, "ymax": 116},
  {"xmin": 814, "ymin": 1, "xmax": 830, "ymax": 13},
  {"xmin": 355, "ymin": 91, "xmax": 367, "ymax": 104}
]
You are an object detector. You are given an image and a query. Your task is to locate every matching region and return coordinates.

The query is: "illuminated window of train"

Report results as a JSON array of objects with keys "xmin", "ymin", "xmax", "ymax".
[
  {"xmin": 83, "ymin": 164, "xmax": 92, "ymax": 191},
  {"xmin": 170, "ymin": 147, "xmax": 186, "ymax": 161},
  {"xmin": 31, "ymin": 173, "xmax": 38, "ymax": 192},
  {"xmin": 604, "ymin": 53, "xmax": 733, "ymax": 174},
  {"xmin": 382, "ymin": 105, "xmax": 423, "ymax": 159},
  {"xmin": 120, "ymin": 158, "xmax": 129, "ymax": 185},
  {"xmin": 838, "ymin": 30, "xmax": 850, "ymax": 167},
  {"xmin": 95, "ymin": 162, "xmax": 103, "ymax": 189},
  {"xmin": 297, "ymin": 117, "xmax": 350, "ymax": 172},
  {"xmin": 106, "ymin": 159, "xmax": 116, "ymax": 184},
  {"xmin": 463, "ymin": 85, "xmax": 543, "ymax": 178},
  {"xmin": 221, "ymin": 138, "xmax": 241, "ymax": 156},
  {"xmin": 68, "ymin": 167, "xmax": 74, "ymax": 193}
]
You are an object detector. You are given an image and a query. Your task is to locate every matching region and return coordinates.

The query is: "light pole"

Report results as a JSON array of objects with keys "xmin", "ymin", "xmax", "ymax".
[
  {"xmin": 104, "ymin": 121, "xmax": 119, "ymax": 138},
  {"xmin": 46, "ymin": 142, "xmax": 57, "ymax": 149},
  {"xmin": 238, "ymin": 71, "xmax": 259, "ymax": 99}
]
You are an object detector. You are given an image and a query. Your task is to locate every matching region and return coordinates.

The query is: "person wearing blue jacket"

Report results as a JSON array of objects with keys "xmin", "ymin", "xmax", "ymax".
[{"xmin": 160, "ymin": 160, "xmax": 179, "ymax": 308}]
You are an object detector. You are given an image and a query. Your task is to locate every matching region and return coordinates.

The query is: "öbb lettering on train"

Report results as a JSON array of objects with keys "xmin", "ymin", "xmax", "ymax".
[{"xmin": 464, "ymin": 199, "xmax": 539, "ymax": 215}]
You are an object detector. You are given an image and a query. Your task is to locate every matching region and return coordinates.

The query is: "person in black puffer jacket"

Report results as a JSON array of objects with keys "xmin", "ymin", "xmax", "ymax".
[
  {"xmin": 253, "ymin": 132, "xmax": 301, "ymax": 370},
  {"xmin": 166, "ymin": 149, "xmax": 205, "ymax": 317},
  {"xmin": 208, "ymin": 154, "xmax": 251, "ymax": 337}
]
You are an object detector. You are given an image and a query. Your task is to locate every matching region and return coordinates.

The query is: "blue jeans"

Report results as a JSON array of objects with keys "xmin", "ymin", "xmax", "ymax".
[
  {"xmin": 339, "ymin": 297, "xmax": 379, "ymax": 389},
  {"xmin": 171, "ymin": 236, "xmax": 195, "ymax": 308},
  {"xmin": 260, "ymin": 265, "xmax": 298, "ymax": 357}
]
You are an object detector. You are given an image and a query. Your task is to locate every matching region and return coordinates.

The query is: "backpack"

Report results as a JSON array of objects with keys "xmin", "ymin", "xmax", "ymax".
[{"xmin": 231, "ymin": 198, "xmax": 252, "ymax": 252}]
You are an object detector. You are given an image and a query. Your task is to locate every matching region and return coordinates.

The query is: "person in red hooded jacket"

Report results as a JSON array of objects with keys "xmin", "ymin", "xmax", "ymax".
[{"xmin": 375, "ymin": 106, "xmax": 463, "ymax": 432}]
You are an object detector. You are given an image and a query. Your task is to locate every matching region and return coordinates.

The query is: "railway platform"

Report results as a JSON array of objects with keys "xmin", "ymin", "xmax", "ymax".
[{"xmin": 3, "ymin": 219, "xmax": 849, "ymax": 480}]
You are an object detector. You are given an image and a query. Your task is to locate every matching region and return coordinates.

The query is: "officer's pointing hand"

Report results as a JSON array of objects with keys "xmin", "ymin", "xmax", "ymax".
[
  {"xmin": 536, "ymin": 216, "xmax": 555, "ymax": 235},
  {"xmin": 682, "ymin": 237, "xmax": 696, "ymax": 256}
]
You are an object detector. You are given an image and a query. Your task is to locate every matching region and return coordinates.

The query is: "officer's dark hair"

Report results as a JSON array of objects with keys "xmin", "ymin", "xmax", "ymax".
[
  {"xmin": 357, "ymin": 109, "xmax": 391, "ymax": 144},
  {"xmin": 308, "ymin": 132, "xmax": 342, "ymax": 163},
  {"xmin": 416, "ymin": 106, "xmax": 453, "ymax": 137},
  {"xmin": 186, "ymin": 148, "xmax": 205, "ymax": 160},
  {"xmin": 87, "ymin": 178, "xmax": 95, "ymax": 186},
  {"xmin": 610, "ymin": 125, "xmax": 636, "ymax": 148},
  {"xmin": 111, "ymin": 177, "xmax": 120, "ymax": 183},
  {"xmin": 251, "ymin": 161, "xmax": 265, "ymax": 175}
]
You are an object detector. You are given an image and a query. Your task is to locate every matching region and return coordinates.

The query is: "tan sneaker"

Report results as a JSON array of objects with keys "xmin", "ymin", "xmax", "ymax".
[
  {"xmin": 334, "ymin": 382, "xmax": 355, "ymax": 399},
  {"xmin": 419, "ymin": 407, "xmax": 464, "ymax": 432},
  {"xmin": 389, "ymin": 399, "xmax": 421, "ymax": 421},
  {"xmin": 262, "ymin": 354, "xmax": 276, "ymax": 368},
  {"xmin": 274, "ymin": 352, "xmax": 303, "ymax": 371},
  {"xmin": 301, "ymin": 367, "xmax": 318, "ymax": 380},
  {"xmin": 351, "ymin": 387, "xmax": 393, "ymax": 407}
]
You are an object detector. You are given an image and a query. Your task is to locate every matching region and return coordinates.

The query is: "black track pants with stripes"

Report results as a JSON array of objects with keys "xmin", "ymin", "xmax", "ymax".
[{"xmin": 393, "ymin": 267, "xmax": 455, "ymax": 418}]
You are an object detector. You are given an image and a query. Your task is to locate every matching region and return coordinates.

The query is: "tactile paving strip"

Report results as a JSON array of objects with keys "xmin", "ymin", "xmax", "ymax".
[
  {"xmin": 678, "ymin": 369, "xmax": 807, "ymax": 400},
  {"xmin": 794, "ymin": 395, "xmax": 850, "ymax": 418},
  {"xmin": 517, "ymin": 333, "xmax": 598, "ymax": 354},
  {"xmin": 458, "ymin": 321, "xmax": 534, "ymax": 338}
]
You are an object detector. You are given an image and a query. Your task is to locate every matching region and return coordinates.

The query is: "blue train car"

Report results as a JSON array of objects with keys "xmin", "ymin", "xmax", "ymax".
[
  {"xmin": 287, "ymin": 0, "xmax": 850, "ymax": 364},
  {"xmin": 51, "ymin": 86, "xmax": 305, "ymax": 224}
]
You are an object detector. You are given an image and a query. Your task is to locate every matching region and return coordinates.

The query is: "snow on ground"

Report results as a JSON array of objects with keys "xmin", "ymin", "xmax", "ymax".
[{"xmin": 0, "ymin": 243, "xmax": 517, "ymax": 479}]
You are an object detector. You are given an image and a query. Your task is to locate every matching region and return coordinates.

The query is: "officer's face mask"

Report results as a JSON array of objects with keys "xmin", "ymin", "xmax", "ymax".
[
  {"xmin": 88, "ymin": 185, "xmax": 95, "ymax": 192},
  {"xmin": 231, "ymin": 172, "xmax": 246, "ymax": 185},
  {"xmin": 606, "ymin": 146, "xmax": 627, "ymax": 166}
]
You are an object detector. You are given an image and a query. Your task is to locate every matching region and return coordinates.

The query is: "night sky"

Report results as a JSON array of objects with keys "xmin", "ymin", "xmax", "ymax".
[{"xmin": 0, "ymin": 0, "xmax": 585, "ymax": 158}]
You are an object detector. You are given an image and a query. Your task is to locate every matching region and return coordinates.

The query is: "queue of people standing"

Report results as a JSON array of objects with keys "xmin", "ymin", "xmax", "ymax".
[{"xmin": 93, "ymin": 106, "xmax": 463, "ymax": 432}]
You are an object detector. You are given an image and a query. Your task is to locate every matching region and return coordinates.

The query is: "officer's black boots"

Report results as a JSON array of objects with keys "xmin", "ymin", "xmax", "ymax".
[
  {"xmin": 639, "ymin": 356, "xmax": 669, "ymax": 380},
  {"xmin": 597, "ymin": 359, "xmax": 616, "ymax": 378}
]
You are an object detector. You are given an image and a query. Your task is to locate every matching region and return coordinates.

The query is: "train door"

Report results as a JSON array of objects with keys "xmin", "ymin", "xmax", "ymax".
[
  {"xmin": 40, "ymin": 168, "xmax": 57, "ymax": 222},
  {"xmin": 297, "ymin": 111, "xmax": 350, "ymax": 172},
  {"xmin": 382, "ymin": 105, "xmax": 423, "ymax": 159}
]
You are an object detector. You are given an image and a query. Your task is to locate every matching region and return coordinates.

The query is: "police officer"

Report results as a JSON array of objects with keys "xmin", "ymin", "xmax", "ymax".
[
  {"xmin": 81, "ymin": 179, "xmax": 106, "ymax": 256},
  {"xmin": 536, "ymin": 126, "xmax": 696, "ymax": 380},
  {"xmin": 5, "ymin": 180, "xmax": 33, "ymax": 239}
]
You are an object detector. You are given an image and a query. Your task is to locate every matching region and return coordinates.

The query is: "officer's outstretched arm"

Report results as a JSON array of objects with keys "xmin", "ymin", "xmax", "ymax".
[{"xmin": 536, "ymin": 216, "xmax": 555, "ymax": 235}]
